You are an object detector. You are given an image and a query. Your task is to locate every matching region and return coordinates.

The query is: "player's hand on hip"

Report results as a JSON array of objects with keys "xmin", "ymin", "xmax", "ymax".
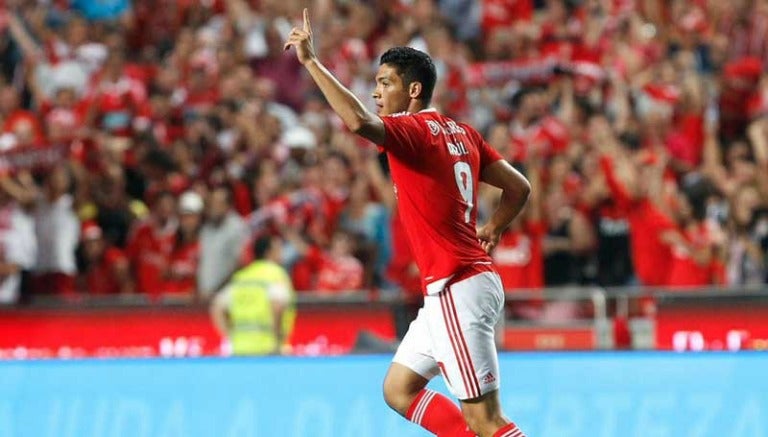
[
  {"xmin": 476, "ymin": 224, "xmax": 501, "ymax": 253},
  {"xmin": 283, "ymin": 8, "xmax": 316, "ymax": 66}
]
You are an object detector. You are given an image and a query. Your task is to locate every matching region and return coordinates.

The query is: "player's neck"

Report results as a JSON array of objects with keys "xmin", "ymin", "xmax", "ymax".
[{"xmin": 407, "ymin": 100, "xmax": 427, "ymax": 114}]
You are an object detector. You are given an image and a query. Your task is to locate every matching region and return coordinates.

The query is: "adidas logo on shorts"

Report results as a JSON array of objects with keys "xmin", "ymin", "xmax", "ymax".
[{"xmin": 482, "ymin": 372, "xmax": 496, "ymax": 384}]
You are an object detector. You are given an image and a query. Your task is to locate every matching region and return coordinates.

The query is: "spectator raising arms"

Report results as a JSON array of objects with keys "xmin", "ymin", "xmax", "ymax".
[
  {"xmin": 596, "ymin": 115, "xmax": 679, "ymax": 287},
  {"xmin": 491, "ymin": 156, "xmax": 545, "ymax": 291}
]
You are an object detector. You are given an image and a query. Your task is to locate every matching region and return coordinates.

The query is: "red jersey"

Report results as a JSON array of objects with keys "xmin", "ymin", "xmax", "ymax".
[
  {"xmin": 164, "ymin": 240, "xmax": 200, "ymax": 295},
  {"xmin": 125, "ymin": 220, "xmax": 176, "ymax": 295},
  {"xmin": 510, "ymin": 116, "xmax": 569, "ymax": 162},
  {"xmin": 291, "ymin": 245, "xmax": 363, "ymax": 292},
  {"xmin": 2, "ymin": 111, "xmax": 45, "ymax": 145},
  {"xmin": 667, "ymin": 223, "xmax": 716, "ymax": 287},
  {"xmin": 600, "ymin": 156, "xmax": 676, "ymax": 286},
  {"xmin": 493, "ymin": 221, "xmax": 545, "ymax": 290},
  {"xmin": 322, "ymin": 189, "xmax": 348, "ymax": 239},
  {"xmin": 665, "ymin": 113, "xmax": 704, "ymax": 168},
  {"xmin": 482, "ymin": 0, "xmax": 534, "ymax": 40},
  {"xmin": 39, "ymin": 100, "xmax": 90, "ymax": 138},
  {"xmin": 630, "ymin": 201, "xmax": 677, "ymax": 286},
  {"xmin": 380, "ymin": 109, "xmax": 503, "ymax": 294},
  {"xmin": 88, "ymin": 74, "xmax": 151, "ymax": 136},
  {"xmin": 86, "ymin": 247, "xmax": 128, "ymax": 295},
  {"xmin": 316, "ymin": 253, "xmax": 364, "ymax": 292}
]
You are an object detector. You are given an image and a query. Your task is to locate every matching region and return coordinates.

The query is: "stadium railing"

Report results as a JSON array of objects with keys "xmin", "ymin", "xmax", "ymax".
[{"xmin": 1, "ymin": 286, "xmax": 767, "ymax": 359}]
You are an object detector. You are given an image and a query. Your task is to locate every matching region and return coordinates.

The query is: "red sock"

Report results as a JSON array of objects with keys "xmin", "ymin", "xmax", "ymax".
[
  {"xmin": 405, "ymin": 389, "xmax": 474, "ymax": 437},
  {"xmin": 493, "ymin": 422, "xmax": 525, "ymax": 437}
]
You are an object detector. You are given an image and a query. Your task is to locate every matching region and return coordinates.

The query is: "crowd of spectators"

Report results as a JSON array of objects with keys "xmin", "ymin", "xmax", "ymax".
[{"xmin": 0, "ymin": 0, "xmax": 766, "ymax": 308}]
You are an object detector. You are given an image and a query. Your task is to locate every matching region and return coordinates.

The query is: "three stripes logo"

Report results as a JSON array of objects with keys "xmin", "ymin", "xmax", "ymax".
[{"xmin": 482, "ymin": 372, "xmax": 496, "ymax": 384}]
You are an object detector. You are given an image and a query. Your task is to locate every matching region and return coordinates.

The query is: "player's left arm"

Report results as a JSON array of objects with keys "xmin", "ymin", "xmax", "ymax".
[
  {"xmin": 477, "ymin": 160, "xmax": 532, "ymax": 253},
  {"xmin": 284, "ymin": 9, "xmax": 385, "ymax": 144}
]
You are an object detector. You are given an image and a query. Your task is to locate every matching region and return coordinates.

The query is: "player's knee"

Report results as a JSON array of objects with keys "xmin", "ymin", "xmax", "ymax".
[
  {"xmin": 383, "ymin": 363, "xmax": 429, "ymax": 416},
  {"xmin": 382, "ymin": 379, "xmax": 411, "ymax": 415},
  {"xmin": 382, "ymin": 369, "xmax": 424, "ymax": 415}
]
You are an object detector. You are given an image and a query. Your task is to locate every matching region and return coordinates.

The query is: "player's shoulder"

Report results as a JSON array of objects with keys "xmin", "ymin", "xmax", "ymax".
[
  {"xmin": 382, "ymin": 111, "xmax": 431, "ymax": 134},
  {"xmin": 387, "ymin": 109, "xmax": 445, "ymax": 120},
  {"xmin": 437, "ymin": 114, "xmax": 478, "ymax": 136},
  {"xmin": 381, "ymin": 110, "xmax": 428, "ymax": 128},
  {"xmin": 457, "ymin": 120, "xmax": 481, "ymax": 138},
  {"xmin": 385, "ymin": 111, "xmax": 413, "ymax": 119},
  {"xmin": 379, "ymin": 110, "xmax": 424, "ymax": 128},
  {"xmin": 430, "ymin": 112, "xmax": 478, "ymax": 135}
]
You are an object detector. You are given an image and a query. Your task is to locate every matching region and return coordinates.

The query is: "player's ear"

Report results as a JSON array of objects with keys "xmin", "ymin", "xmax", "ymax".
[{"xmin": 408, "ymin": 82, "xmax": 423, "ymax": 100}]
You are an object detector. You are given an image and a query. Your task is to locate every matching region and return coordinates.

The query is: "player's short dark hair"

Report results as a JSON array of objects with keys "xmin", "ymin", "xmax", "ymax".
[{"xmin": 380, "ymin": 47, "xmax": 437, "ymax": 105}]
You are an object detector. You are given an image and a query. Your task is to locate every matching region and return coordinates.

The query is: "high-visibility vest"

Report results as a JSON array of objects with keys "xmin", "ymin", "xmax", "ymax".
[{"xmin": 229, "ymin": 260, "xmax": 295, "ymax": 355}]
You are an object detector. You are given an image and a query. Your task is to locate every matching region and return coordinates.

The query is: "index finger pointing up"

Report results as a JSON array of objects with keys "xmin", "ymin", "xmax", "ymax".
[{"xmin": 303, "ymin": 8, "xmax": 311, "ymax": 33}]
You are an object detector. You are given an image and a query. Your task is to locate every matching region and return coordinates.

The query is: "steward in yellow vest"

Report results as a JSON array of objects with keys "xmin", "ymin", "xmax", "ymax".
[{"xmin": 210, "ymin": 234, "xmax": 295, "ymax": 355}]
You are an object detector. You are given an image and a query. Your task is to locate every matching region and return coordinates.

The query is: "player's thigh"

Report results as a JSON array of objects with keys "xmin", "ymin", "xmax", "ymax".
[
  {"xmin": 387, "ymin": 308, "xmax": 440, "ymax": 406},
  {"xmin": 425, "ymin": 272, "xmax": 505, "ymax": 401}
]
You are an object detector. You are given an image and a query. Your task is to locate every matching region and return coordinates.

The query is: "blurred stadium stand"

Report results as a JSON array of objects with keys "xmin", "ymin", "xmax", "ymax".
[{"xmin": 0, "ymin": 0, "xmax": 767, "ymax": 382}]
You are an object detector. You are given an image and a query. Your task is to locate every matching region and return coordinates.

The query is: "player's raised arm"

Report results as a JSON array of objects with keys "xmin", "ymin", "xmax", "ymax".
[{"xmin": 284, "ymin": 8, "xmax": 385, "ymax": 144}]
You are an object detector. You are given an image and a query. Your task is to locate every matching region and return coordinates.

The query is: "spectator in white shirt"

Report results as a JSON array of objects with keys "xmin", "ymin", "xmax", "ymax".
[
  {"xmin": 197, "ymin": 186, "xmax": 248, "ymax": 299},
  {"xmin": 33, "ymin": 164, "xmax": 80, "ymax": 295},
  {"xmin": 0, "ymin": 189, "xmax": 36, "ymax": 304}
]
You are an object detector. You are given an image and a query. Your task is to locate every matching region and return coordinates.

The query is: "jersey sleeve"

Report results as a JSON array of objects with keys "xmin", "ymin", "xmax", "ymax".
[
  {"xmin": 479, "ymin": 138, "xmax": 504, "ymax": 168},
  {"xmin": 380, "ymin": 114, "xmax": 424, "ymax": 157},
  {"xmin": 470, "ymin": 126, "xmax": 504, "ymax": 169}
]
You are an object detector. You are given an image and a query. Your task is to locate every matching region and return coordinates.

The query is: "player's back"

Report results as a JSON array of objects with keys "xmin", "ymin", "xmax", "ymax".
[{"xmin": 379, "ymin": 109, "xmax": 503, "ymax": 294}]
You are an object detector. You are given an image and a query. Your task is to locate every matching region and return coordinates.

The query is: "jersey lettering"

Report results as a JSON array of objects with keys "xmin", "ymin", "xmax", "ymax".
[{"xmin": 447, "ymin": 141, "xmax": 469, "ymax": 156}]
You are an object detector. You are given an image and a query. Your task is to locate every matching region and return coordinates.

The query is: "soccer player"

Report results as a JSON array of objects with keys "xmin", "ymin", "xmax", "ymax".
[{"xmin": 285, "ymin": 10, "xmax": 530, "ymax": 437}]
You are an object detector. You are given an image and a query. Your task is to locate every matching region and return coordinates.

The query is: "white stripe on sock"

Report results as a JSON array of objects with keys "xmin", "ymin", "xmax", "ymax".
[{"xmin": 413, "ymin": 390, "xmax": 436, "ymax": 425}]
